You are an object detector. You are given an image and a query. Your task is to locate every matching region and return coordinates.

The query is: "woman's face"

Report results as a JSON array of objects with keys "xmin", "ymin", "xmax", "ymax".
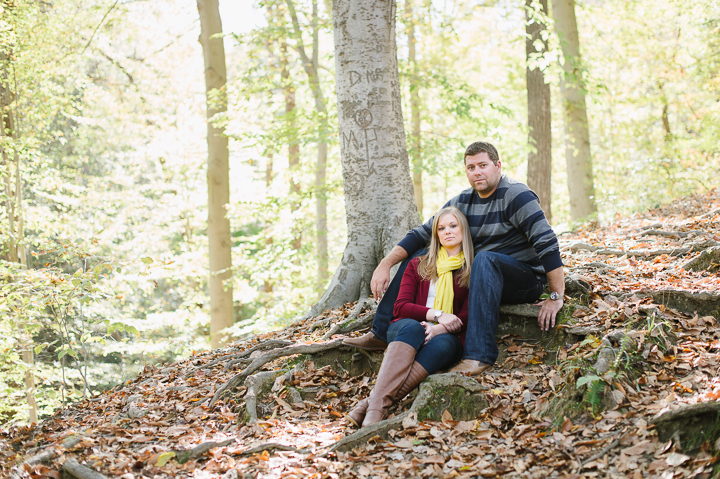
[{"xmin": 436, "ymin": 213, "xmax": 463, "ymax": 250}]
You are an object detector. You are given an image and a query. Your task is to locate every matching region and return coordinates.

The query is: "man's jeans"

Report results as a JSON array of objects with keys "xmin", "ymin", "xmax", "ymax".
[{"xmin": 371, "ymin": 250, "xmax": 544, "ymax": 366}]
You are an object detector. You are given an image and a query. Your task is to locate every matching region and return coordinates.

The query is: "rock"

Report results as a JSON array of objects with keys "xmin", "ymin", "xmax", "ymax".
[
  {"xmin": 565, "ymin": 274, "xmax": 592, "ymax": 296},
  {"xmin": 330, "ymin": 373, "xmax": 488, "ymax": 452},
  {"xmin": 650, "ymin": 402, "xmax": 720, "ymax": 452},
  {"xmin": 648, "ymin": 289, "xmax": 720, "ymax": 317},
  {"xmin": 682, "ymin": 246, "xmax": 720, "ymax": 273}
]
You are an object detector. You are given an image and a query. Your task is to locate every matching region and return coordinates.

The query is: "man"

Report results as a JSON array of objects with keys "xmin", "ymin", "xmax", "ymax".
[{"xmin": 343, "ymin": 141, "xmax": 564, "ymax": 376}]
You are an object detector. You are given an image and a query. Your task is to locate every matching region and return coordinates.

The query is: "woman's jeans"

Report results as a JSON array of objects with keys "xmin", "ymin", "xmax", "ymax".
[
  {"xmin": 372, "ymin": 251, "xmax": 545, "ymax": 366},
  {"xmin": 386, "ymin": 318, "xmax": 462, "ymax": 374}
]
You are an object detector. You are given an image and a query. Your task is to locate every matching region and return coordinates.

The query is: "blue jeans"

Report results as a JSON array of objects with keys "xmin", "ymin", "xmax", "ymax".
[
  {"xmin": 463, "ymin": 252, "xmax": 544, "ymax": 364},
  {"xmin": 371, "ymin": 249, "xmax": 428, "ymax": 343},
  {"xmin": 371, "ymin": 250, "xmax": 544, "ymax": 366},
  {"xmin": 387, "ymin": 318, "xmax": 463, "ymax": 374}
]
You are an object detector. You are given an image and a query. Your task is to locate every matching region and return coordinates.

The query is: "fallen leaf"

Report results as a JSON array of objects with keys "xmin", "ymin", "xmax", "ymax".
[{"xmin": 665, "ymin": 452, "xmax": 690, "ymax": 466}]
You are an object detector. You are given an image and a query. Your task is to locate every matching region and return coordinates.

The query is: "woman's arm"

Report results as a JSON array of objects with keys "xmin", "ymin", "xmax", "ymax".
[{"xmin": 393, "ymin": 258, "xmax": 431, "ymax": 321}]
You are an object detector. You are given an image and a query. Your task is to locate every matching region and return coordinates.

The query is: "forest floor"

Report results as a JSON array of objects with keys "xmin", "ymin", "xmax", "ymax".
[{"xmin": 2, "ymin": 189, "xmax": 720, "ymax": 479}]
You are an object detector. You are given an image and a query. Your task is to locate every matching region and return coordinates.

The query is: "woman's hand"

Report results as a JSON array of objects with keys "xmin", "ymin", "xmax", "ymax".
[
  {"xmin": 421, "ymin": 322, "xmax": 449, "ymax": 345},
  {"xmin": 438, "ymin": 313, "xmax": 462, "ymax": 333}
]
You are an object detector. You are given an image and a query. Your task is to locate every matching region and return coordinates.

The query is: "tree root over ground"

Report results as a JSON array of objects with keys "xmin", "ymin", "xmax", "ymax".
[
  {"xmin": 209, "ymin": 339, "xmax": 345, "ymax": 406},
  {"xmin": 62, "ymin": 458, "xmax": 108, "ymax": 479}
]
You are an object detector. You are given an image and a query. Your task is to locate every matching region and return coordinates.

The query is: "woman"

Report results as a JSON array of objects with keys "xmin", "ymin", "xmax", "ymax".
[{"xmin": 348, "ymin": 206, "xmax": 474, "ymax": 427}]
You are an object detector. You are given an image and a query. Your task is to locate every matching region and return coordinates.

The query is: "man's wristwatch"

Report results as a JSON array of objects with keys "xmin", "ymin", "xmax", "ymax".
[{"xmin": 549, "ymin": 291, "xmax": 562, "ymax": 301}]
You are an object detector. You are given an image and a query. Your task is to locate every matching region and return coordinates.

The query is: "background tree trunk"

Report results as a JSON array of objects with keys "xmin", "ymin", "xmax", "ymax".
[
  {"xmin": 311, "ymin": 0, "xmax": 419, "ymax": 315},
  {"xmin": 1, "ymin": 50, "xmax": 36, "ymax": 422},
  {"xmin": 525, "ymin": 0, "xmax": 552, "ymax": 223},
  {"xmin": 552, "ymin": 0, "xmax": 597, "ymax": 221},
  {"xmin": 285, "ymin": 0, "xmax": 329, "ymax": 289},
  {"xmin": 197, "ymin": 0, "xmax": 234, "ymax": 348},
  {"xmin": 404, "ymin": 0, "xmax": 423, "ymax": 216}
]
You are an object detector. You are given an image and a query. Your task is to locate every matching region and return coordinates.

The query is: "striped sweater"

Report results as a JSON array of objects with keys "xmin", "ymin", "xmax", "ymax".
[{"xmin": 398, "ymin": 175, "xmax": 563, "ymax": 277}]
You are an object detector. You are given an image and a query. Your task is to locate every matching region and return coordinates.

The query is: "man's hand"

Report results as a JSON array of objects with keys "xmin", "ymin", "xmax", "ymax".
[
  {"xmin": 537, "ymin": 298, "xmax": 563, "ymax": 331},
  {"xmin": 438, "ymin": 313, "xmax": 462, "ymax": 334},
  {"xmin": 370, "ymin": 263, "xmax": 391, "ymax": 300},
  {"xmin": 370, "ymin": 246, "xmax": 409, "ymax": 300}
]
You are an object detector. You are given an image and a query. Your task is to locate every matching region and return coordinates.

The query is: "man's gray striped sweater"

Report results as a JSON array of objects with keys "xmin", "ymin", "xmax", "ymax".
[{"xmin": 397, "ymin": 175, "xmax": 563, "ymax": 278}]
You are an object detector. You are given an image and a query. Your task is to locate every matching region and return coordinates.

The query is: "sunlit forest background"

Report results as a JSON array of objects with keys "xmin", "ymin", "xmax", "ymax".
[{"xmin": 1, "ymin": 0, "xmax": 718, "ymax": 424}]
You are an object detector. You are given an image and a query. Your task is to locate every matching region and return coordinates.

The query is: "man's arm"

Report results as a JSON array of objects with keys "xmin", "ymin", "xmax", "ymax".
[
  {"xmin": 538, "ymin": 266, "xmax": 564, "ymax": 331},
  {"xmin": 370, "ymin": 245, "xmax": 409, "ymax": 300}
]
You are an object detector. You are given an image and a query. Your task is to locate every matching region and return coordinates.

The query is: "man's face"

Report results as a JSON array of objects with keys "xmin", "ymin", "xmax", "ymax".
[{"xmin": 465, "ymin": 152, "xmax": 502, "ymax": 198}]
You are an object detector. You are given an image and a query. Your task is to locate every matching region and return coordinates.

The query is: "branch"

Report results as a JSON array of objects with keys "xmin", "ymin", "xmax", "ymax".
[{"xmin": 80, "ymin": 0, "xmax": 121, "ymax": 56}]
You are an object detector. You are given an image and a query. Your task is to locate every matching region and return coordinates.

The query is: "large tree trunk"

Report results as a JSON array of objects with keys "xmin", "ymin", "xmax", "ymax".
[
  {"xmin": 197, "ymin": 0, "xmax": 234, "ymax": 348},
  {"xmin": 552, "ymin": 0, "xmax": 597, "ymax": 221},
  {"xmin": 525, "ymin": 0, "xmax": 552, "ymax": 223},
  {"xmin": 404, "ymin": 0, "xmax": 423, "ymax": 215},
  {"xmin": 311, "ymin": 0, "xmax": 419, "ymax": 315},
  {"xmin": 285, "ymin": 0, "xmax": 329, "ymax": 288}
]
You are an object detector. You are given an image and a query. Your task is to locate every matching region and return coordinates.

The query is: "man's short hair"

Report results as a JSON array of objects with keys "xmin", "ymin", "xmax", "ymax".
[{"xmin": 464, "ymin": 142, "xmax": 500, "ymax": 165}]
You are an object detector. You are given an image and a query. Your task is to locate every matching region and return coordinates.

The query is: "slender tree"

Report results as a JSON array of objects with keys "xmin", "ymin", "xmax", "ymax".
[
  {"xmin": 404, "ymin": 0, "xmax": 423, "ymax": 215},
  {"xmin": 285, "ymin": 0, "xmax": 329, "ymax": 287},
  {"xmin": 311, "ymin": 0, "xmax": 419, "ymax": 314},
  {"xmin": 197, "ymin": 0, "xmax": 234, "ymax": 348},
  {"xmin": 553, "ymin": 0, "xmax": 597, "ymax": 221},
  {"xmin": 525, "ymin": 0, "xmax": 552, "ymax": 222}
]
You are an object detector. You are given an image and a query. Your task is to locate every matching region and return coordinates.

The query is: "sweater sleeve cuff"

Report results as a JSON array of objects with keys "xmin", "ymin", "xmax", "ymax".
[
  {"xmin": 540, "ymin": 251, "xmax": 564, "ymax": 273},
  {"xmin": 398, "ymin": 234, "xmax": 423, "ymax": 258}
]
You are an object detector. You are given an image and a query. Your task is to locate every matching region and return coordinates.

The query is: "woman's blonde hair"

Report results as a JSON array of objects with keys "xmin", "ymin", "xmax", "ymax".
[{"xmin": 417, "ymin": 206, "xmax": 474, "ymax": 288}]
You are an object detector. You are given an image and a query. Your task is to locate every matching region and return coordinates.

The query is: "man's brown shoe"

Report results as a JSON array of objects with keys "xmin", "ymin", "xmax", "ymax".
[
  {"xmin": 342, "ymin": 332, "xmax": 388, "ymax": 351},
  {"xmin": 448, "ymin": 360, "xmax": 493, "ymax": 377}
]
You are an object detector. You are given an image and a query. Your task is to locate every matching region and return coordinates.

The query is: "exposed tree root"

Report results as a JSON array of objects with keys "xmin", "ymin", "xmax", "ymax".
[
  {"xmin": 243, "ymin": 364, "xmax": 304, "ymax": 424},
  {"xmin": 240, "ymin": 443, "xmax": 305, "ymax": 455},
  {"xmin": 184, "ymin": 340, "xmax": 294, "ymax": 377},
  {"xmin": 10, "ymin": 434, "xmax": 86, "ymax": 479},
  {"xmin": 322, "ymin": 299, "xmax": 376, "ymax": 340},
  {"xmin": 210, "ymin": 339, "xmax": 345, "ymax": 406},
  {"xmin": 175, "ymin": 439, "xmax": 235, "ymax": 464},
  {"xmin": 62, "ymin": 458, "xmax": 108, "ymax": 479}
]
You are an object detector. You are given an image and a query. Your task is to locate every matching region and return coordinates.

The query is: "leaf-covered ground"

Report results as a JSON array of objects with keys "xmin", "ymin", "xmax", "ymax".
[{"xmin": 2, "ymin": 189, "xmax": 720, "ymax": 479}]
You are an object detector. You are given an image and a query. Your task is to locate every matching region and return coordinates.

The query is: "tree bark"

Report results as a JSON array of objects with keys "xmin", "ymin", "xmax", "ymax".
[
  {"xmin": 525, "ymin": 0, "xmax": 552, "ymax": 223},
  {"xmin": 311, "ymin": 0, "xmax": 419, "ymax": 315},
  {"xmin": 404, "ymin": 0, "xmax": 423, "ymax": 216},
  {"xmin": 285, "ymin": 0, "xmax": 329, "ymax": 288},
  {"xmin": 552, "ymin": 0, "xmax": 597, "ymax": 221},
  {"xmin": 197, "ymin": 0, "xmax": 234, "ymax": 348}
]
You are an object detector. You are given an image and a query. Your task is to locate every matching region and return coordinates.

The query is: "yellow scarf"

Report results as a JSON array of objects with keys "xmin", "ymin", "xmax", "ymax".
[{"xmin": 433, "ymin": 247, "xmax": 465, "ymax": 314}]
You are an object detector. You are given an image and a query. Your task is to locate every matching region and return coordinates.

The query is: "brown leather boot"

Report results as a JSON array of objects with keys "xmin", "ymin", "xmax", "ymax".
[
  {"xmin": 393, "ymin": 361, "xmax": 429, "ymax": 402},
  {"xmin": 342, "ymin": 332, "xmax": 388, "ymax": 351},
  {"xmin": 347, "ymin": 362, "xmax": 428, "ymax": 427},
  {"xmin": 362, "ymin": 341, "xmax": 416, "ymax": 427},
  {"xmin": 346, "ymin": 398, "xmax": 368, "ymax": 427},
  {"xmin": 449, "ymin": 359, "xmax": 493, "ymax": 376}
]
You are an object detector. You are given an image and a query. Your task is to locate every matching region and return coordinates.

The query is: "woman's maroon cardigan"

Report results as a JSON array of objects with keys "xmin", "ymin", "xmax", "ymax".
[{"xmin": 391, "ymin": 257, "xmax": 470, "ymax": 346}]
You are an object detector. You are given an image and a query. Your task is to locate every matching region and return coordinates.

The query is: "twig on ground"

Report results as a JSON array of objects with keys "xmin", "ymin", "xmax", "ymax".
[{"xmin": 577, "ymin": 439, "xmax": 620, "ymax": 473}]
